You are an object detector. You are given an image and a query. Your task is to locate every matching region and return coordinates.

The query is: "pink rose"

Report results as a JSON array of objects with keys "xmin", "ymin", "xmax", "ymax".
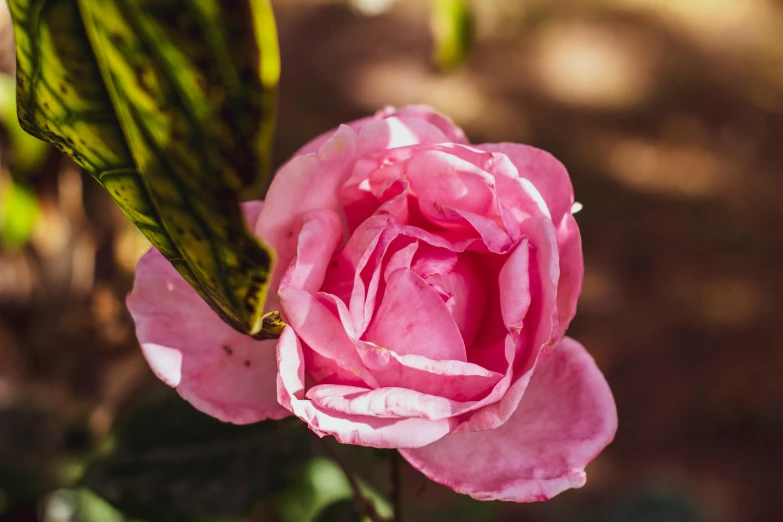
[{"xmin": 128, "ymin": 106, "xmax": 617, "ymax": 502}]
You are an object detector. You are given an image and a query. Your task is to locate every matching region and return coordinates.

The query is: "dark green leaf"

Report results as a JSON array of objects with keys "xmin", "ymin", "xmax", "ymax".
[
  {"xmin": 82, "ymin": 393, "xmax": 314, "ymax": 522},
  {"xmin": 8, "ymin": 0, "xmax": 281, "ymax": 336}
]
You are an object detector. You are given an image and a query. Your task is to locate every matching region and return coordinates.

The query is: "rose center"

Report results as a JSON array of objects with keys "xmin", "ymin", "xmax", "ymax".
[{"xmin": 416, "ymin": 254, "xmax": 486, "ymax": 348}]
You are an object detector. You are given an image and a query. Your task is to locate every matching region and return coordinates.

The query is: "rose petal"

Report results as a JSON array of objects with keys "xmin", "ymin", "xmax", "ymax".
[
  {"xmin": 556, "ymin": 213, "xmax": 584, "ymax": 337},
  {"xmin": 413, "ymin": 144, "xmax": 551, "ymax": 233},
  {"xmin": 306, "ymin": 384, "xmax": 461, "ymax": 420},
  {"xmin": 127, "ymin": 248, "xmax": 288, "ymax": 424},
  {"xmin": 303, "ymin": 346, "xmax": 368, "ymax": 387},
  {"xmin": 240, "ymin": 200, "xmax": 264, "ymax": 230},
  {"xmin": 346, "ymin": 216, "xmax": 401, "ymax": 335},
  {"xmin": 356, "ymin": 116, "xmax": 449, "ymax": 154},
  {"xmin": 403, "ymin": 149, "xmax": 499, "ymax": 225},
  {"xmin": 356, "ymin": 341, "xmax": 503, "ymax": 402},
  {"xmin": 393, "ymin": 105, "xmax": 469, "ymax": 144},
  {"xmin": 451, "ymin": 208, "xmax": 514, "ymax": 253},
  {"xmin": 257, "ymin": 125, "xmax": 360, "ymax": 303},
  {"xmin": 278, "ymin": 286, "xmax": 377, "ymax": 388},
  {"xmin": 517, "ymin": 214, "xmax": 561, "ymax": 362},
  {"xmin": 365, "ymin": 269, "xmax": 467, "ymax": 362},
  {"xmin": 453, "ymin": 334, "xmax": 517, "ymax": 416},
  {"xmin": 477, "ymin": 143, "xmax": 574, "ymax": 227},
  {"xmin": 458, "ymin": 217, "xmax": 560, "ymax": 433},
  {"xmin": 293, "ymin": 105, "xmax": 468, "ymax": 157},
  {"xmin": 277, "ymin": 326, "xmax": 455, "ymax": 448},
  {"xmin": 293, "ymin": 293, "xmax": 364, "ymax": 387},
  {"xmin": 307, "ymin": 376, "xmax": 527, "ymax": 423},
  {"xmin": 364, "ymin": 145, "xmax": 540, "ymax": 253},
  {"xmin": 383, "ymin": 240, "xmax": 419, "ymax": 281},
  {"xmin": 410, "ymin": 244, "xmax": 458, "ymax": 278},
  {"xmin": 320, "ymin": 214, "xmax": 407, "ymax": 334},
  {"xmin": 280, "ymin": 209, "xmax": 343, "ymax": 293},
  {"xmin": 424, "ymin": 254, "xmax": 486, "ymax": 347},
  {"xmin": 400, "ymin": 337, "xmax": 617, "ymax": 502},
  {"xmin": 499, "ymin": 238, "xmax": 531, "ymax": 331}
]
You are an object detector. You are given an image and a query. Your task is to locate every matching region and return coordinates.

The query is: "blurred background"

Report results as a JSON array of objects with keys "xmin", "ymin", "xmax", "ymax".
[{"xmin": 1, "ymin": 0, "xmax": 782, "ymax": 521}]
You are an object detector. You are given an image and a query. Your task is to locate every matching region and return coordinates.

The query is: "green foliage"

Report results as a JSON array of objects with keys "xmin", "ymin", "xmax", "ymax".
[
  {"xmin": 0, "ymin": 176, "xmax": 39, "ymax": 251},
  {"xmin": 431, "ymin": 0, "xmax": 473, "ymax": 71},
  {"xmin": 277, "ymin": 458, "xmax": 354, "ymax": 522},
  {"xmin": 81, "ymin": 394, "xmax": 315, "ymax": 522},
  {"xmin": 278, "ymin": 454, "xmax": 392, "ymax": 522},
  {"xmin": 43, "ymin": 488, "xmax": 129, "ymax": 522},
  {"xmin": 7, "ymin": 0, "xmax": 282, "ymax": 337}
]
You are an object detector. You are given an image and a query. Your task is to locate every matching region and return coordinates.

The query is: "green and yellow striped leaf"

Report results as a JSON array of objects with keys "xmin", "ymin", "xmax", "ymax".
[{"xmin": 8, "ymin": 0, "xmax": 281, "ymax": 337}]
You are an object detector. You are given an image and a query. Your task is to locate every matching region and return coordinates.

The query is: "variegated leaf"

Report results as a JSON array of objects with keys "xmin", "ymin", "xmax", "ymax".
[{"xmin": 8, "ymin": 0, "xmax": 281, "ymax": 337}]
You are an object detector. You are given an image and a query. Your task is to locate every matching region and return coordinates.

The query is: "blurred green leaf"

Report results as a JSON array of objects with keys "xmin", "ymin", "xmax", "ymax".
[
  {"xmin": 0, "ymin": 175, "xmax": 39, "ymax": 251},
  {"xmin": 431, "ymin": 0, "xmax": 473, "ymax": 71},
  {"xmin": 72, "ymin": 488, "xmax": 128, "ymax": 522},
  {"xmin": 278, "ymin": 458, "xmax": 353, "ymax": 522},
  {"xmin": 277, "ymin": 455, "xmax": 391, "ymax": 522},
  {"xmin": 40, "ymin": 488, "xmax": 130, "ymax": 522},
  {"xmin": 7, "ymin": 0, "xmax": 282, "ymax": 337},
  {"xmin": 81, "ymin": 394, "xmax": 314, "ymax": 522},
  {"xmin": 0, "ymin": 74, "xmax": 49, "ymax": 172}
]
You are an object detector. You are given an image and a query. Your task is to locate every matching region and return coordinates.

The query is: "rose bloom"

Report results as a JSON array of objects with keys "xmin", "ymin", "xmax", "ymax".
[{"xmin": 128, "ymin": 106, "xmax": 617, "ymax": 502}]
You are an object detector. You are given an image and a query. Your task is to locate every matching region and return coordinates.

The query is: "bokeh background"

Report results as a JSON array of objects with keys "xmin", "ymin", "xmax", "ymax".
[{"xmin": 1, "ymin": 0, "xmax": 782, "ymax": 521}]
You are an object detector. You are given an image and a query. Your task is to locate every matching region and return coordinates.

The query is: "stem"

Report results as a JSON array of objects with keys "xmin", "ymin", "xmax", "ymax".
[
  {"xmin": 391, "ymin": 451, "xmax": 403, "ymax": 522},
  {"xmin": 317, "ymin": 438, "xmax": 387, "ymax": 522}
]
